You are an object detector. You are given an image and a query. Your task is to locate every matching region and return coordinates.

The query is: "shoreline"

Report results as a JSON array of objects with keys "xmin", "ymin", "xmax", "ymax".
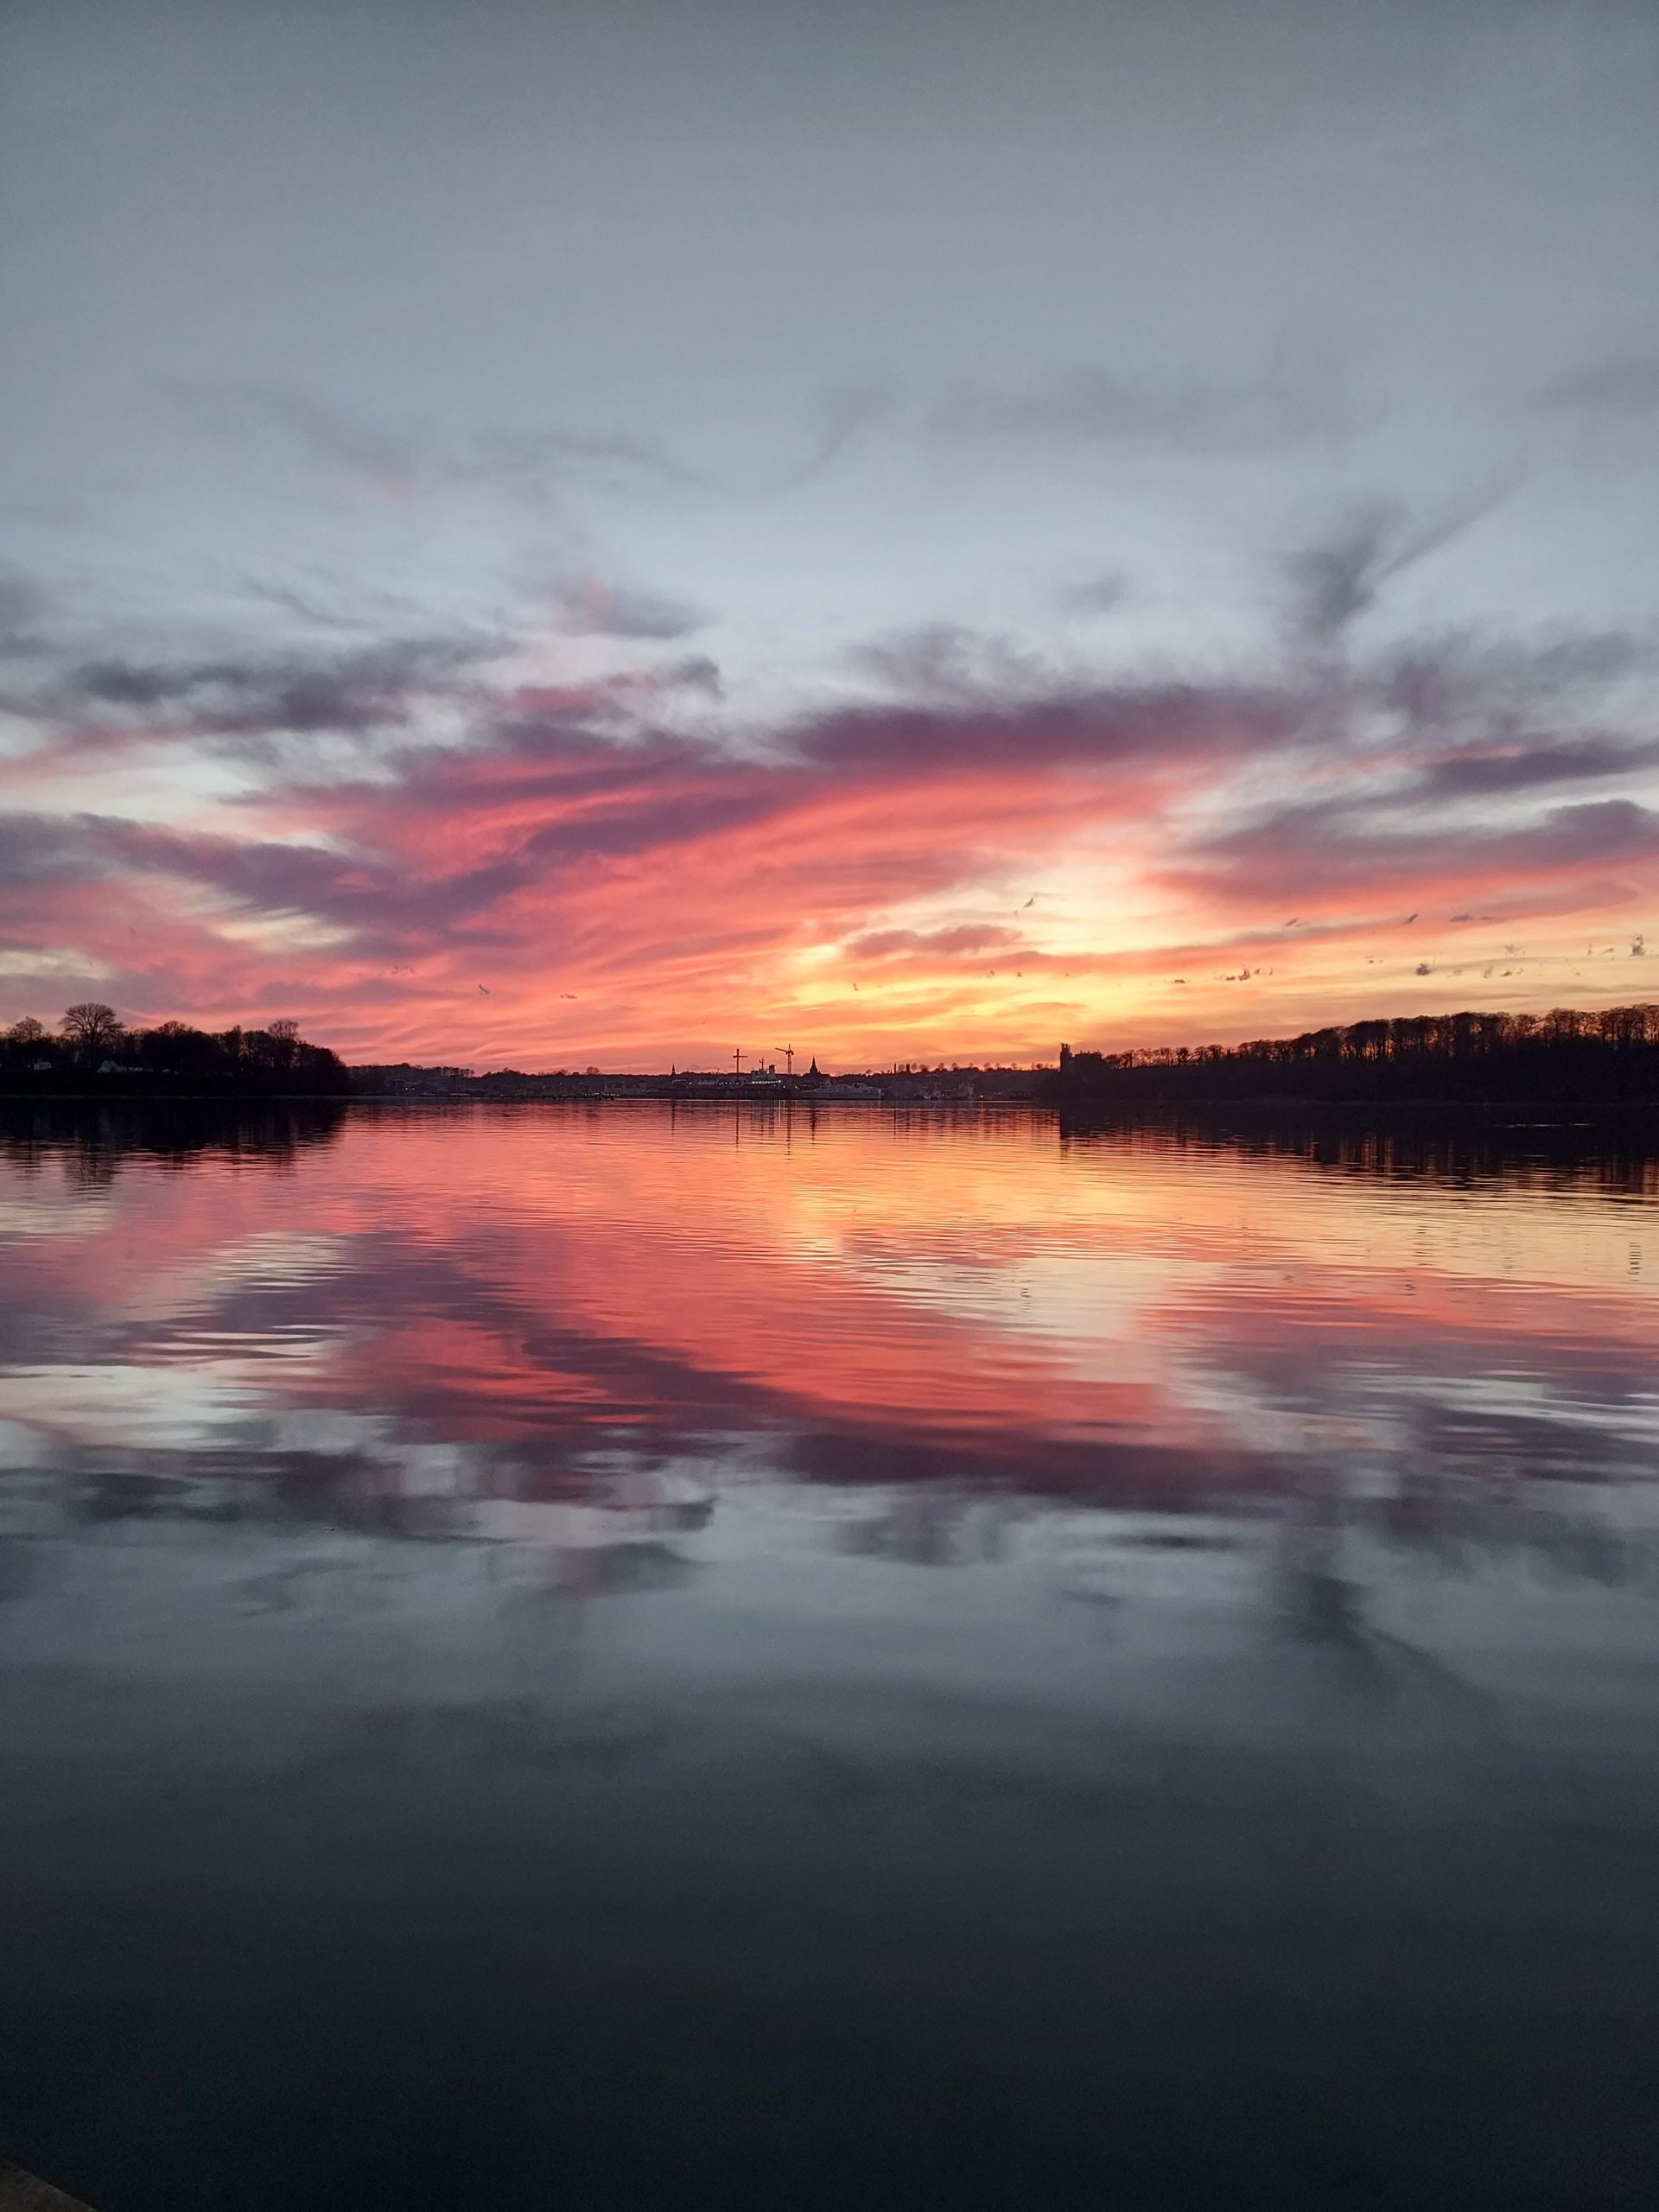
[{"xmin": 2, "ymin": 1087, "xmax": 1655, "ymax": 1124}]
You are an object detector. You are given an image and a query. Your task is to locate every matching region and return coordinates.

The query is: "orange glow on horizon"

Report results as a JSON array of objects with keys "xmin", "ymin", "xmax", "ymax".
[{"xmin": 3, "ymin": 690, "xmax": 1653, "ymax": 1066}]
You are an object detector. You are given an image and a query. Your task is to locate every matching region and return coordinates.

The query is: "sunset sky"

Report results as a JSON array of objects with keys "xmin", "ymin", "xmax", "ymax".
[{"xmin": 2, "ymin": 0, "xmax": 1656, "ymax": 1070}]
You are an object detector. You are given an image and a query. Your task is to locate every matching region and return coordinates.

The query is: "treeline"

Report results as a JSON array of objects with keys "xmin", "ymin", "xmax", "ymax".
[
  {"xmin": 1055, "ymin": 1005, "xmax": 1659, "ymax": 1105},
  {"xmin": 1, "ymin": 1002, "xmax": 348, "ymax": 1095}
]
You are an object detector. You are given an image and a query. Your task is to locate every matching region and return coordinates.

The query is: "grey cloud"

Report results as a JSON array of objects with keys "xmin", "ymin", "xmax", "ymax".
[
  {"xmin": 187, "ymin": 378, "xmax": 882, "ymax": 512},
  {"xmin": 467, "ymin": 424, "xmax": 706, "ymax": 499},
  {"xmin": 1058, "ymin": 575, "xmax": 1129, "ymax": 617},
  {"xmin": 664, "ymin": 655, "xmax": 722, "ymax": 696},
  {"xmin": 237, "ymin": 578, "xmax": 423, "ymax": 636},
  {"xmin": 481, "ymin": 394, "xmax": 880, "ymax": 505},
  {"xmin": 1284, "ymin": 497, "xmax": 1504, "ymax": 649},
  {"xmin": 1471, "ymin": 796, "xmax": 1659, "ymax": 872},
  {"xmin": 1183, "ymin": 794, "xmax": 1659, "ymax": 906},
  {"xmin": 185, "ymin": 381, "xmax": 705, "ymax": 506},
  {"xmin": 190, "ymin": 383, "xmax": 416, "ymax": 480},
  {"xmin": 550, "ymin": 578, "xmax": 706, "ymax": 641},
  {"xmin": 1374, "ymin": 627, "xmax": 1646, "ymax": 736},
  {"xmin": 0, "ymin": 811, "xmax": 88, "ymax": 888},
  {"xmin": 1291, "ymin": 3, "xmax": 1621, "ymax": 173},
  {"xmin": 760, "ymin": 374, "xmax": 900, "ymax": 493},
  {"xmin": 851, "ymin": 624, "xmax": 1049, "ymax": 698},
  {"xmin": 797, "ymin": 680, "xmax": 1298, "ymax": 778},
  {"xmin": 1415, "ymin": 736, "xmax": 1659, "ymax": 801},
  {"xmin": 1534, "ymin": 356, "xmax": 1659, "ymax": 416},
  {"xmin": 35, "ymin": 634, "xmax": 497, "ymax": 739},
  {"xmin": 931, "ymin": 355, "xmax": 1352, "ymax": 454},
  {"xmin": 0, "ymin": 809, "xmax": 533, "ymax": 954},
  {"xmin": 0, "ymin": 570, "xmax": 50, "ymax": 660}
]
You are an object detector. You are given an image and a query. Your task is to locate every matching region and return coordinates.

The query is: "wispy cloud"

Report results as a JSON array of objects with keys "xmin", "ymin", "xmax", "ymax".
[
  {"xmin": 2, "ymin": 505, "xmax": 1655, "ymax": 1060},
  {"xmin": 1414, "ymin": 735, "xmax": 1659, "ymax": 800},
  {"xmin": 183, "ymin": 380, "xmax": 704, "ymax": 505},
  {"xmin": 931, "ymin": 353, "xmax": 1353, "ymax": 454},
  {"xmin": 0, "ymin": 569, "xmax": 50, "ymax": 660},
  {"xmin": 547, "ymin": 576, "xmax": 706, "ymax": 642},
  {"xmin": 847, "ymin": 925, "xmax": 1026, "ymax": 961},
  {"xmin": 1533, "ymin": 355, "xmax": 1659, "ymax": 416},
  {"xmin": 1175, "ymin": 794, "xmax": 1659, "ymax": 913},
  {"xmin": 1282, "ymin": 495, "xmax": 1510, "ymax": 651},
  {"xmin": 180, "ymin": 375, "xmax": 892, "ymax": 513}
]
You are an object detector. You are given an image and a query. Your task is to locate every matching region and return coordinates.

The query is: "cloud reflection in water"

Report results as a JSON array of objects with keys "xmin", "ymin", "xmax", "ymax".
[{"xmin": 1, "ymin": 1102, "xmax": 1657, "ymax": 2210}]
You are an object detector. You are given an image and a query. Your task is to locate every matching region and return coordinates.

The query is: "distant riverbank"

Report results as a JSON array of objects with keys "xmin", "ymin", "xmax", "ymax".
[
  {"xmin": 1, "ymin": 1012, "xmax": 348, "ymax": 1098},
  {"xmin": 1055, "ymin": 1007, "xmax": 1659, "ymax": 1110},
  {"xmin": 7, "ymin": 1086, "xmax": 1650, "ymax": 1125}
]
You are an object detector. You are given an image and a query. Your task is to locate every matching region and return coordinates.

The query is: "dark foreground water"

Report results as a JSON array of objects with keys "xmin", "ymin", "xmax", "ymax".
[{"xmin": 1, "ymin": 1100, "xmax": 1656, "ymax": 2210}]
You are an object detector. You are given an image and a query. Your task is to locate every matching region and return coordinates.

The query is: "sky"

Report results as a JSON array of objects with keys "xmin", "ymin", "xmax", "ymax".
[{"xmin": 1, "ymin": 0, "xmax": 1656, "ymax": 1071}]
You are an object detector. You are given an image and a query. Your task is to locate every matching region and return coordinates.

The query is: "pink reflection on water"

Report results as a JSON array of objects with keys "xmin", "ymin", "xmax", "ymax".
[{"xmin": 0, "ymin": 1106, "xmax": 1655, "ymax": 1513}]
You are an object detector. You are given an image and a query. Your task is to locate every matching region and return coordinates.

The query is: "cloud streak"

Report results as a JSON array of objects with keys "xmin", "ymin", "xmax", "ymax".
[
  {"xmin": 931, "ymin": 353, "xmax": 1353, "ymax": 454},
  {"xmin": 1534, "ymin": 356, "xmax": 1659, "ymax": 416},
  {"xmin": 2, "ymin": 509, "xmax": 1656, "ymax": 1064}
]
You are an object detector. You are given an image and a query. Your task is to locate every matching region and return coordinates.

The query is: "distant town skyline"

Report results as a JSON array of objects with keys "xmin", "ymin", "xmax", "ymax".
[{"xmin": 3, "ymin": 0, "xmax": 1656, "ymax": 1067}]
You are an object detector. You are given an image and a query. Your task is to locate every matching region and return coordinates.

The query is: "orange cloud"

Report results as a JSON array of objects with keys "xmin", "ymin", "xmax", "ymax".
[{"xmin": 2, "ymin": 637, "xmax": 1655, "ymax": 1063}]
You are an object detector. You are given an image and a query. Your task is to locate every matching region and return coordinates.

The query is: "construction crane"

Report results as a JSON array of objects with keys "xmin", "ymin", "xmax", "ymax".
[{"xmin": 778, "ymin": 1045, "xmax": 796, "ymax": 1077}]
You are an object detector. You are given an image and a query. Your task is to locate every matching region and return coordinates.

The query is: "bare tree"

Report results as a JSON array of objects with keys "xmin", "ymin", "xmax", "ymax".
[
  {"xmin": 60, "ymin": 1001, "xmax": 123, "ymax": 1057},
  {"xmin": 4, "ymin": 1015, "xmax": 47, "ymax": 1046}
]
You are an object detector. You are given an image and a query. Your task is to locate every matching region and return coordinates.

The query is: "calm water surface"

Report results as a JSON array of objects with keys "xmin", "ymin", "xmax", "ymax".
[{"xmin": 1, "ymin": 1102, "xmax": 1656, "ymax": 2209}]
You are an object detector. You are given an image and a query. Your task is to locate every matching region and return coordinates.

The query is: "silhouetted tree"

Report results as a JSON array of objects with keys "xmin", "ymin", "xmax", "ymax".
[
  {"xmin": 136, "ymin": 1020, "xmax": 227, "ymax": 1074},
  {"xmin": 1054, "ymin": 1004, "xmax": 1659, "ymax": 1106},
  {"xmin": 260, "ymin": 1017, "xmax": 298, "ymax": 1076},
  {"xmin": 3, "ymin": 1008, "xmax": 346, "ymax": 1094},
  {"xmin": 60, "ymin": 1001, "xmax": 123, "ymax": 1058}
]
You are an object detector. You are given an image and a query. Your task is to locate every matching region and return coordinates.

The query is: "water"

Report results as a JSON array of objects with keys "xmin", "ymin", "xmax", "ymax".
[{"xmin": 1, "ymin": 1100, "xmax": 1656, "ymax": 2210}]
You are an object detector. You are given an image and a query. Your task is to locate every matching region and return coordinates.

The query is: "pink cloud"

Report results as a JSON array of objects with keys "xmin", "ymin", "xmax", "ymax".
[{"xmin": 3, "ymin": 621, "xmax": 1656, "ymax": 1063}]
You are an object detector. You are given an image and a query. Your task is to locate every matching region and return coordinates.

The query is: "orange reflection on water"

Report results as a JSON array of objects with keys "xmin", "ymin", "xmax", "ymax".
[{"xmin": 0, "ymin": 1104, "xmax": 1655, "ymax": 1508}]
